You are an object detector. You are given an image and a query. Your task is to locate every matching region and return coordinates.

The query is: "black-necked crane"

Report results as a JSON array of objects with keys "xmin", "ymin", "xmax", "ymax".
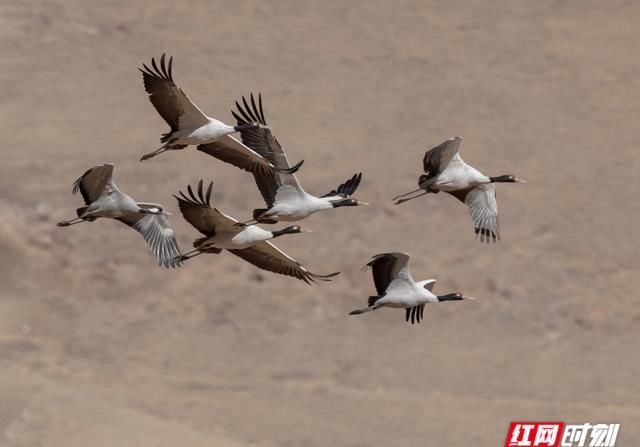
[
  {"xmin": 138, "ymin": 54, "xmax": 298, "ymax": 179},
  {"xmin": 174, "ymin": 180, "xmax": 340, "ymax": 285},
  {"xmin": 56, "ymin": 164, "xmax": 181, "ymax": 268},
  {"xmin": 214, "ymin": 93, "xmax": 369, "ymax": 225},
  {"xmin": 349, "ymin": 253, "xmax": 473, "ymax": 324},
  {"xmin": 392, "ymin": 136, "xmax": 525, "ymax": 243}
]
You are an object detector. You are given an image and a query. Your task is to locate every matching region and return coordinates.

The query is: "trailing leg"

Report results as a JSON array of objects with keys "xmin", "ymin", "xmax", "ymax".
[
  {"xmin": 140, "ymin": 145, "xmax": 170, "ymax": 161},
  {"xmin": 349, "ymin": 303, "xmax": 382, "ymax": 316},
  {"xmin": 394, "ymin": 190, "xmax": 428, "ymax": 205},
  {"xmin": 57, "ymin": 217, "xmax": 85, "ymax": 227}
]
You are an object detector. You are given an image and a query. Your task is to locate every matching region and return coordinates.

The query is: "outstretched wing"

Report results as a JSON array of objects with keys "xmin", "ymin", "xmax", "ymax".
[
  {"xmin": 196, "ymin": 135, "xmax": 284, "ymax": 178},
  {"xmin": 422, "ymin": 136, "xmax": 463, "ymax": 176},
  {"xmin": 117, "ymin": 210, "xmax": 181, "ymax": 268},
  {"xmin": 447, "ymin": 184, "xmax": 500, "ymax": 243},
  {"xmin": 228, "ymin": 241, "xmax": 340, "ymax": 285},
  {"xmin": 321, "ymin": 173, "xmax": 362, "ymax": 198},
  {"xmin": 139, "ymin": 54, "xmax": 209, "ymax": 132},
  {"xmin": 232, "ymin": 93, "xmax": 305, "ymax": 207},
  {"xmin": 364, "ymin": 252, "xmax": 411, "ymax": 296},
  {"xmin": 174, "ymin": 180, "xmax": 237, "ymax": 236},
  {"xmin": 72, "ymin": 164, "xmax": 117, "ymax": 204}
]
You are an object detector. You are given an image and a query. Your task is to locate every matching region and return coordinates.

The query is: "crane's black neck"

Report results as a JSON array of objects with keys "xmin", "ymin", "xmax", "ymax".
[
  {"xmin": 271, "ymin": 226, "xmax": 302, "ymax": 238},
  {"xmin": 437, "ymin": 293, "xmax": 464, "ymax": 302},
  {"xmin": 331, "ymin": 198, "xmax": 358, "ymax": 208},
  {"xmin": 490, "ymin": 175, "xmax": 517, "ymax": 183},
  {"xmin": 234, "ymin": 122, "xmax": 260, "ymax": 132}
]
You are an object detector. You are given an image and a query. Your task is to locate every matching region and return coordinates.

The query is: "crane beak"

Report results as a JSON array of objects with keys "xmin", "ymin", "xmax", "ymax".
[
  {"xmin": 514, "ymin": 177, "xmax": 527, "ymax": 183},
  {"xmin": 301, "ymin": 228, "xmax": 314, "ymax": 233},
  {"xmin": 356, "ymin": 200, "xmax": 371, "ymax": 206},
  {"xmin": 462, "ymin": 295, "xmax": 476, "ymax": 300},
  {"xmin": 165, "ymin": 211, "xmax": 173, "ymax": 216}
]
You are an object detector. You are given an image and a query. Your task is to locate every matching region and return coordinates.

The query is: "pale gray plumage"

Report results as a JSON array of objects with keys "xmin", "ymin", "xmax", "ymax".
[
  {"xmin": 232, "ymin": 94, "xmax": 308, "ymax": 209},
  {"xmin": 230, "ymin": 93, "xmax": 368, "ymax": 224},
  {"xmin": 447, "ymin": 184, "xmax": 500, "ymax": 243},
  {"xmin": 138, "ymin": 54, "xmax": 280, "ymax": 171},
  {"xmin": 58, "ymin": 164, "xmax": 181, "ymax": 268},
  {"xmin": 349, "ymin": 252, "xmax": 473, "ymax": 324},
  {"xmin": 117, "ymin": 208, "xmax": 181, "ymax": 269},
  {"xmin": 393, "ymin": 136, "xmax": 524, "ymax": 243}
]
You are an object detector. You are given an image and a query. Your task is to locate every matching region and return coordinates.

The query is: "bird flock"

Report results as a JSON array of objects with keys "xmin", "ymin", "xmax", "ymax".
[{"xmin": 57, "ymin": 54, "xmax": 524, "ymax": 324}]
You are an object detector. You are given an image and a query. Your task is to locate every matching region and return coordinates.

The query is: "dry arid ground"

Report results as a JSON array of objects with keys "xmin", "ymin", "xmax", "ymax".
[{"xmin": 1, "ymin": 1, "xmax": 639, "ymax": 446}]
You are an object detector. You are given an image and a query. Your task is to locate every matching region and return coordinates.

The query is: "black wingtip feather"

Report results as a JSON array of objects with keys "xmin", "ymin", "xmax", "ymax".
[
  {"xmin": 258, "ymin": 92, "xmax": 266, "ymax": 124},
  {"xmin": 323, "ymin": 172, "xmax": 364, "ymax": 198},
  {"xmin": 474, "ymin": 227, "xmax": 498, "ymax": 243},
  {"xmin": 176, "ymin": 181, "xmax": 214, "ymax": 210},
  {"xmin": 197, "ymin": 179, "xmax": 204, "ymax": 203},
  {"xmin": 250, "ymin": 94, "xmax": 259, "ymax": 122},
  {"xmin": 234, "ymin": 100, "xmax": 253, "ymax": 124},
  {"xmin": 313, "ymin": 271, "xmax": 341, "ymax": 280},
  {"xmin": 140, "ymin": 54, "xmax": 175, "ymax": 83},
  {"xmin": 242, "ymin": 96, "xmax": 256, "ymax": 122},
  {"xmin": 206, "ymin": 181, "xmax": 213, "ymax": 204},
  {"xmin": 278, "ymin": 159, "xmax": 304, "ymax": 174},
  {"xmin": 231, "ymin": 110, "xmax": 243, "ymax": 123},
  {"xmin": 151, "ymin": 57, "xmax": 160, "ymax": 76},
  {"xmin": 159, "ymin": 53, "xmax": 166, "ymax": 75},
  {"xmin": 405, "ymin": 305, "xmax": 425, "ymax": 324},
  {"xmin": 162, "ymin": 54, "xmax": 168, "ymax": 79},
  {"xmin": 179, "ymin": 190, "xmax": 190, "ymax": 202},
  {"xmin": 233, "ymin": 93, "xmax": 268, "ymax": 126}
]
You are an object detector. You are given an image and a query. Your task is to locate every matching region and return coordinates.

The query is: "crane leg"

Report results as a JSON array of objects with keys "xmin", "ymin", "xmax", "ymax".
[
  {"xmin": 175, "ymin": 249, "xmax": 204, "ymax": 262},
  {"xmin": 140, "ymin": 145, "xmax": 169, "ymax": 161},
  {"xmin": 392, "ymin": 187, "xmax": 423, "ymax": 201},
  {"xmin": 349, "ymin": 304, "xmax": 382, "ymax": 316},
  {"xmin": 394, "ymin": 190, "xmax": 429, "ymax": 205},
  {"xmin": 57, "ymin": 217, "xmax": 85, "ymax": 227}
]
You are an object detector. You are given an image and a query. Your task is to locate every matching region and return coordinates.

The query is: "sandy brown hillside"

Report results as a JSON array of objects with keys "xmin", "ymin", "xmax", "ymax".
[{"xmin": 1, "ymin": 1, "xmax": 639, "ymax": 446}]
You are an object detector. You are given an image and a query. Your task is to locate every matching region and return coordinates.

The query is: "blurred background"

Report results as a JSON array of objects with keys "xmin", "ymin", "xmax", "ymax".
[{"xmin": 1, "ymin": 1, "xmax": 639, "ymax": 445}]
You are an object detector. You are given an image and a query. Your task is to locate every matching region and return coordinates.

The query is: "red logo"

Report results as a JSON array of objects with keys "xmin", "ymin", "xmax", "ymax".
[{"xmin": 505, "ymin": 422, "xmax": 564, "ymax": 447}]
